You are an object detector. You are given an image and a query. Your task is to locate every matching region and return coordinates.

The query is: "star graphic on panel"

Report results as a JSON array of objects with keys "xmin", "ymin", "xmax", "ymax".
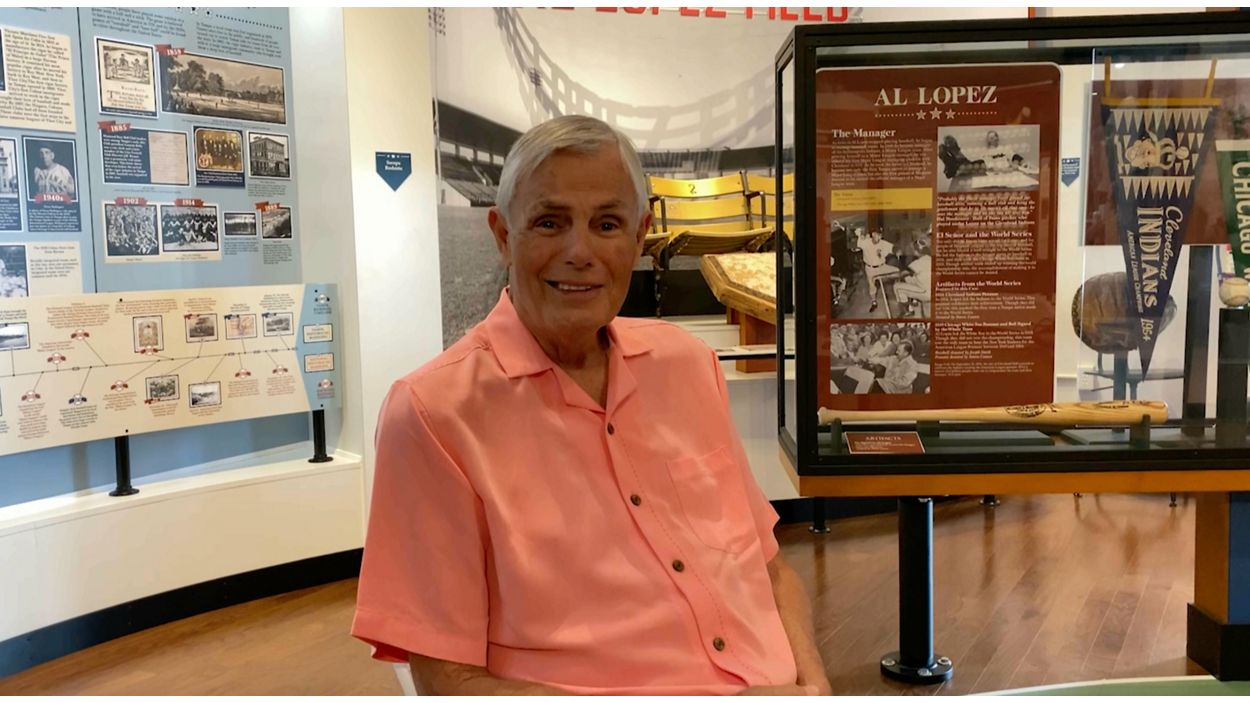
[
  {"xmin": 916, "ymin": 110, "xmax": 926, "ymax": 120},
  {"xmin": 930, "ymin": 107, "xmax": 943, "ymax": 119},
  {"xmin": 946, "ymin": 109, "xmax": 955, "ymax": 119}
]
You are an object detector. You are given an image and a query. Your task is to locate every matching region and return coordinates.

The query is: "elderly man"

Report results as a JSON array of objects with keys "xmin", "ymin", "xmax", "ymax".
[{"xmin": 352, "ymin": 115, "xmax": 829, "ymax": 695}]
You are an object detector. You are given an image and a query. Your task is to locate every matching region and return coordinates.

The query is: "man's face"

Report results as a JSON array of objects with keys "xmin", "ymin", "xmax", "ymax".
[
  {"xmin": 39, "ymin": 148, "xmax": 54, "ymax": 167},
  {"xmin": 986, "ymin": 131, "xmax": 1000, "ymax": 148},
  {"xmin": 870, "ymin": 230, "xmax": 882, "ymax": 243},
  {"xmin": 897, "ymin": 345, "xmax": 911, "ymax": 360},
  {"xmin": 489, "ymin": 146, "xmax": 648, "ymax": 351}
]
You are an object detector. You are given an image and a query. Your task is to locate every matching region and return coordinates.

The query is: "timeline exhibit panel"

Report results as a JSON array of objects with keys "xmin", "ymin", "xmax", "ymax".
[
  {"xmin": 0, "ymin": 282, "xmax": 338, "ymax": 456},
  {"xmin": 0, "ymin": 8, "xmax": 97, "ymax": 296},
  {"xmin": 78, "ymin": 7, "xmax": 299, "ymax": 291}
]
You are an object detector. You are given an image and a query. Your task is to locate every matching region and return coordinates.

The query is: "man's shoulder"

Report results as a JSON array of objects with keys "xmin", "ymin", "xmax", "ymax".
[
  {"xmin": 614, "ymin": 316, "xmax": 712, "ymax": 361},
  {"xmin": 390, "ymin": 326, "xmax": 502, "ymax": 401}
]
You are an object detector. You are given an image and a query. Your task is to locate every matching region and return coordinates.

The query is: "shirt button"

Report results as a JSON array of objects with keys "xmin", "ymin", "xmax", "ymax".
[
  {"xmin": 713, "ymin": 637, "xmax": 726, "ymax": 651},
  {"xmin": 671, "ymin": 559, "xmax": 685, "ymax": 572},
  {"xmin": 607, "ymin": 423, "xmax": 615, "ymax": 435},
  {"xmin": 630, "ymin": 494, "xmax": 642, "ymax": 506}
]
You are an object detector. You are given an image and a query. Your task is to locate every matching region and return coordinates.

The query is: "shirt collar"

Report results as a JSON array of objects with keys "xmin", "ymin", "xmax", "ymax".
[{"xmin": 484, "ymin": 289, "xmax": 653, "ymax": 379}]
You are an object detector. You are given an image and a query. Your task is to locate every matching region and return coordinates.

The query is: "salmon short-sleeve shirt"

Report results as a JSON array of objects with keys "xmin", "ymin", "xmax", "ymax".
[{"xmin": 351, "ymin": 291, "xmax": 796, "ymax": 695}]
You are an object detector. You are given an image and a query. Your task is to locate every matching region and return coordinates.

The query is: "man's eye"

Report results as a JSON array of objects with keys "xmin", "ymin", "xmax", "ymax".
[
  {"xmin": 535, "ymin": 219, "xmax": 558, "ymax": 230},
  {"xmin": 599, "ymin": 220, "xmax": 621, "ymax": 232}
]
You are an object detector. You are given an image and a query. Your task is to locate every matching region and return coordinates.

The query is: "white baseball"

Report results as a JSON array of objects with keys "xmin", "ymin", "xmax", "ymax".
[{"xmin": 1220, "ymin": 276, "xmax": 1250, "ymax": 307}]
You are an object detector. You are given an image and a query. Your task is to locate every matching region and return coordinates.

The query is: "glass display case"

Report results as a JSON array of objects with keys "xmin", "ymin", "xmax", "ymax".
[{"xmin": 775, "ymin": 12, "xmax": 1250, "ymax": 480}]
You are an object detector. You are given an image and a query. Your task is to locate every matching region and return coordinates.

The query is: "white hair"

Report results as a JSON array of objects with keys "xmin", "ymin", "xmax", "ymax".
[{"xmin": 495, "ymin": 115, "xmax": 647, "ymax": 223}]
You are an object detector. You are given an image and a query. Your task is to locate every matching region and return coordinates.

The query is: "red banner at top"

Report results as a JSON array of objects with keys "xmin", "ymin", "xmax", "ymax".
[
  {"xmin": 174, "ymin": 198, "xmax": 204, "ymax": 207},
  {"xmin": 255, "ymin": 201, "xmax": 282, "ymax": 212},
  {"xmin": 33, "ymin": 193, "xmax": 71, "ymax": 204},
  {"xmin": 154, "ymin": 44, "xmax": 185, "ymax": 57},
  {"xmin": 98, "ymin": 120, "xmax": 131, "ymax": 133},
  {"xmin": 113, "ymin": 196, "xmax": 148, "ymax": 206}
]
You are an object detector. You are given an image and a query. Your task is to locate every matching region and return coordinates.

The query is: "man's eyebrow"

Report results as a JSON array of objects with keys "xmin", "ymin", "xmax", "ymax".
[{"xmin": 530, "ymin": 200, "xmax": 570, "ymax": 212}]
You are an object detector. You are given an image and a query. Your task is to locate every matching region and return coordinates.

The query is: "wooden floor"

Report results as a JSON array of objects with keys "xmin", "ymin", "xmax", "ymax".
[{"xmin": 0, "ymin": 493, "xmax": 1203, "ymax": 695}]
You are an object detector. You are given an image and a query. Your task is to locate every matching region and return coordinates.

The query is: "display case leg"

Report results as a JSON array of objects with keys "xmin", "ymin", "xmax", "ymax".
[
  {"xmin": 1215, "ymin": 307, "xmax": 1249, "ymax": 447},
  {"xmin": 881, "ymin": 497, "xmax": 953, "ymax": 685},
  {"xmin": 309, "ymin": 409, "xmax": 332, "ymax": 464},
  {"xmin": 809, "ymin": 497, "xmax": 831, "ymax": 534},
  {"xmin": 1170, "ymin": 493, "xmax": 1178, "ymax": 508},
  {"xmin": 981, "ymin": 495, "xmax": 1000, "ymax": 507},
  {"xmin": 109, "ymin": 435, "xmax": 139, "ymax": 497},
  {"xmin": 1182, "ymin": 246, "xmax": 1213, "ymax": 437}
]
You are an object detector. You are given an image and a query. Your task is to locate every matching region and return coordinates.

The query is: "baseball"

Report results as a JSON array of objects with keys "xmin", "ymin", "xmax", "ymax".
[{"xmin": 1220, "ymin": 276, "xmax": 1250, "ymax": 307}]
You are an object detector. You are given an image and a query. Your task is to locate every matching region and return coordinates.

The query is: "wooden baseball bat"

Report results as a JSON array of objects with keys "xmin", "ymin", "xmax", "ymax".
[{"xmin": 817, "ymin": 401, "xmax": 1168, "ymax": 426}]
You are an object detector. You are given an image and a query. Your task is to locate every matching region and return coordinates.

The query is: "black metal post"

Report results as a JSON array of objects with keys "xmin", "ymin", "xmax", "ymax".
[
  {"xmin": 109, "ymin": 435, "xmax": 138, "ymax": 497},
  {"xmin": 1215, "ymin": 307, "xmax": 1249, "ymax": 447},
  {"xmin": 310, "ymin": 409, "xmax": 332, "ymax": 463},
  {"xmin": 881, "ymin": 497, "xmax": 952, "ymax": 684},
  {"xmin": 1113, "ymin": 351, "xmax": 1128, "ymax": 401},
  {"xmin": 810, "ymin": 497, "xmax": 831, "ymax": 534},
  {"xmin": 1182, "ymin": 247, "xmax": 1214, "ymax": 436}
]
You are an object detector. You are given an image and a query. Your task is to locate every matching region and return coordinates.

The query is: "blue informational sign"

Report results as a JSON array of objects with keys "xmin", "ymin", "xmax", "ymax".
[
  {"xmin": 376, "ymin": 151, "xmax": 412, "ymax": 191},
  {"xmin": 1060, "ymin": 157, "xmax": 1080, "ymax": 186}
]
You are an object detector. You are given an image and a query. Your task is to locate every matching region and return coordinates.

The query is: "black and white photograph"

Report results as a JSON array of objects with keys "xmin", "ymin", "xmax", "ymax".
[
  {"xmin": 225, "ymin": 313, "xmax": 256, "ymax": 340},
  {"xmin": 0, "ymin": 244, "xmax": 27, "ymax": 298},
  {"xmin": 105, "ymin": 203, "xmax": 159, "ymax": 257},
  {"xmin": 224, "ymin": 211, "xmax": 256, "ymax": 236},
  {"xmin": 189, "ymin": 381, "xmax": 222, "ymax": 408},
  {"xmin": 133, "ymin": 315, "xmax": 163, "ymax": 352},
  {"xmin": 829, "ymin": 211, "xmax": 932, "ymax": 320},
  {"xmin": 146, "ymin": 374, "xmax": 179, "ymax": 402},
  {"xmin": 936, "ymin": 124, "xmax": 1041, "ymax": 193},
  {"xmin": 160, "ymin": 52, "xmax": 286, "ymax": 124},
  {"xmin": 248, "ymin": 132, "xmax": 290, "ymax": 178},
  {"xmin": 0, "ymin": 138, "xmax": 18, "ymax": 196},
  {"xmin": 96, "ymin": 38, "xmax": 157, "ymax": 118},
  {"xmin": 0, "ymin": 28, "xmax": 7, "ymax": 93},
  {"xmin": 263, "ymin": 311, "xmax": 293, "ymax": 337},
  {"xmin": 185, "ymin": 313, "xmax": 218, "ymax": 343},
  {"xmin": 23, "ymin": 137, "xmax": 77, "ymax": 202},
  {"xmin": 830, "ymin": 322, "xmax": 932, "ymax": 395},
  {"xmin": 0, "ymin": 322, "xmax": 29, "ymax": 351},
  {"xmin": 260, "ymin": 206, "xmax": 292, "ymax": 239},
  {"xmin": 160, "ymin": 204, "xmax": 219, "ymax": 252},
  {"xmin": 193, "ymin": 127, "xmax": 243, "ymax": 173}
]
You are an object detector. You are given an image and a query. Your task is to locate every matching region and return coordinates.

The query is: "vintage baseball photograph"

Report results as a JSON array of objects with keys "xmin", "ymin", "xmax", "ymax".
[
  {"xmin": 830, "ymin": 321, "xmax": 932, "ymax": 395},
  {"xmin": 225, "ymin": 313, "xmax": 257, "ymax": 340},
  {"xmin": 105, "ymin": 203, "xmax": 159, "ymax": 257},
  {"xmin": 224, "ymin": 211, "xmax": 256, "ymax": 236},
  {"xmin": 248, "ymin": 132, "xmax": 290, "ymax": 178},
  {"xmin": 146, "ymin": 374, "xmax": 179, "ymax": 402},
  {"xmin": 132, "ymin": 315, "xmax": 164, "ymax": 352},
  {"xmin": 0, "ymin": 244, "xmax": 27, "ymax": 298},
  {"xmin": 160, "ymin": 204, "xmax": 219, "ymax": 252},
  {"xmin": 96, "ymin": 38, "xmax": 157, "ymax": 117},
  {"xmin": 193, "ymin": 128, "xmax": 243, "ymax": 173},
  {"xmin": 829, "ymin": 211, "xmax": 932, "ymax": 321},
  {"xmin": 160, "ymin": 52, "xmax": 286, "ymax": 124},
  {"xmin": 0, "ymin": 322, "xmax": 29, "ymax": 351},
  {"xmin": 260, "ymin": 206, "xmax": 292, "ymax": 239},
  {"xmin": 936, "ymin": 124, "xmax": 1041, "ymax": 193},
  {"xmin": 263, "ymin": 311, "xmax": 293, "ymax": 337},
  {"xmin": 188, "ymin": 381, "xmax": 222, "ymax": 408},
  {"xmin": 0, "ymin": 138, "xmax": 18, "ymax": 197},
  {"xmin": 185, "ymin": 313, "xmax": 218, "ymax": 343},
  {"xmin": 23, "ymin": 137, "xmax": 77, "ymax": 202}
]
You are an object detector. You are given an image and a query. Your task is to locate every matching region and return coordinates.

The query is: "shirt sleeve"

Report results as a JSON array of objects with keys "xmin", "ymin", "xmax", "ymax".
[
  {"xmin": 707, "ymin": 348, "xmax": 782, "ymax": 563},
  {"xmin": 351, "ymin": 380, "xmax": 490, "ymax": 666}
]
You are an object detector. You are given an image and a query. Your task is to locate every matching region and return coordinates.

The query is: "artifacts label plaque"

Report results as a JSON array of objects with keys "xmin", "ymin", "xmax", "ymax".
[
  {"xmin": 845, "ymin": 431, "xmax": 925, "ymax": 455},
  {"xmin": 815, "ymin": 64, "xmax": 1061, "ymax": 411}
]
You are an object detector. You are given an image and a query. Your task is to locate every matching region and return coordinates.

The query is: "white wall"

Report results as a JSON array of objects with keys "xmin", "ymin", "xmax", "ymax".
[
  {"xmin": 435, "ymin": 7, "xmax": 1025, "ymax": 150},
  {"xmin": 343, "ymin": 8, "xmax": 444, "ymax": 504}
]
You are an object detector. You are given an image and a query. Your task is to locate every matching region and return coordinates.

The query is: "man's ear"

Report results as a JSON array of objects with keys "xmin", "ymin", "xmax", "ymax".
[
  {"xmin": 634, "ymin": 210, "xmax": 652, "ymax": 253},
  {"xmin": 488, "ymin": 207, "xmax": 512, "ymax": 267}
]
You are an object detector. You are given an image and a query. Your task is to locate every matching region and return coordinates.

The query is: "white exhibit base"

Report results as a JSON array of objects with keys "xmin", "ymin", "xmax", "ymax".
[{"xmin": 0, "ymin": 444, "xmax": 365, "ymax": 643}]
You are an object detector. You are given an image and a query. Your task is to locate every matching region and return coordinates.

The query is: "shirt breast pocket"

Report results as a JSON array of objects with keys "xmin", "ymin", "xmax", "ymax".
[{"xmin": 667, "ymin": 445, "xmax": 756, "ymax": 554}]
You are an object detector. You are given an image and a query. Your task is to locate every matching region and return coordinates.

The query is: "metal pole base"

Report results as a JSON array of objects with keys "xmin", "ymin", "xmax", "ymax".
[
  {"xmin": 881, "ymin": 652, "xmax": 953, "ymax": 684},
  {"xmin": 108, "ymin": 486, "xmax": 139, "ymax": 497},
  {"xmin": 809, "ymin": 497, "xmax": 831, "ymax": 534},
  {"xmin": 308, "ymin": 453, "xmax": 333, "ymax": 464}
]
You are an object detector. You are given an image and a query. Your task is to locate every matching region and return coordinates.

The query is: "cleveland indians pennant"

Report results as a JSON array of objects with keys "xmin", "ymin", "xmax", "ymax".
[{"xmin": 1100, "ymin": 68, "xmax": 1221, "ymax": 375}]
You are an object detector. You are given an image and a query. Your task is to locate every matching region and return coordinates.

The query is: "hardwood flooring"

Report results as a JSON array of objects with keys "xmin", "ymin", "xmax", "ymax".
[{"xmin": 0, "ymin": 493, "xmax": 1202, "ymax": 695}]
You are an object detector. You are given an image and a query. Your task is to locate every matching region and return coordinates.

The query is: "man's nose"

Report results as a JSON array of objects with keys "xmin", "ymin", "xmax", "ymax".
[{"xmin": 562, "ymin": 221, "xmax": 595, "ymax": 266}]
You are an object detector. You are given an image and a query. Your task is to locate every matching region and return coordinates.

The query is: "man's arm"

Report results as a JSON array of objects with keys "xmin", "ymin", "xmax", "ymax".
[
  {"xmin": 408, "ymin": 654, "xmax": 569, "ymax": 695},
  {"xmin": 766, "ymin": 553, "xmax": 832, "ymax": 695}
]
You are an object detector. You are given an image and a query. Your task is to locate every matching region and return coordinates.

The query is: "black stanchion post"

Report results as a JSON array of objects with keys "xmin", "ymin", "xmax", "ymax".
[
  {"xmin": 881, "ymin": 497, "xmax": 952, "ymax": 684},
  {"xmin": 1182, "ymin": 247, "xmax": 1213, "ymax": 437},
  {"xmin": 309, "ymin": 408, "xmax": 332, "ymax": 463},
  {"xmin": 809, "ymin": 497, "xmax": 830, "ymax": 534},
  {"xmin": 1215, "ymin": 307, "xmax": 1249, "ymax": 447},
  {"xmin": 109, "ymin": 435, "xmax": 138, "ymax": 497}
]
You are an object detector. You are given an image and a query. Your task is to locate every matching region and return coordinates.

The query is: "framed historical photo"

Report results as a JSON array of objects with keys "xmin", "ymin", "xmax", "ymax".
[
  {"xmin": 247, "ymin": 131, "xmax": 290, "ymax": 178},
  {"xmin": 225, "ymin": 313, "xmax": 257, "ymax": 340},
  {"xmin": 145, "ymin": 374, "xmax": 178, "ymax": 403},
  {"xmin": 104, "ymin": 202, "xmax": 159, "ymax": 258},
  {"xmin": 262, "ymin": 311, "xmax": 293, "ymax": 337},
  {"xmin": 159, "ymin": 203, "xmax": 219, "ymax": 253},
  {"xmin": 0, "ymin": 321, "xmax": 29, "ymax": 351},
  {"xmin": 132, "ymin": 315, "xmax": 164, "ymax": 352},
  {"xmin": 223, "ymin": 211, "xmax": 256, "ymax": 236},
  {"xmin": 23, "ymin": 136, "xmax": 78, "ymax": 203},
  {"xmin": 260, "ymin": 205, "xmax": 292, "ymax": 239},
  {"xmin": 188, "ymin": 381, "xmax": 221, "ymax": 408},
  {"xmin": 0, "ymin": 244, "xmax": 27, "ymax": 298},
  {"xmin": 160, "ymin": 51, "xmax": 286, "ymax": 124},
  {"xmin": 96, "ymin": 37, "xmax": 158, "ymax": 118},
  {"xmin": 193, "ymin": 127, "xmax": 244, "ymax": 187},
  {"xmin": 184, "ymin": 313, "xmax": 218, "ymax": 343}
]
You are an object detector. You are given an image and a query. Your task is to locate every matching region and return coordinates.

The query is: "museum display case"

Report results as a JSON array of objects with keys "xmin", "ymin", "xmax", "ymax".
[{"xmin": 776, "ymin": 12, "xmax": 1250, "ymax": 479}]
